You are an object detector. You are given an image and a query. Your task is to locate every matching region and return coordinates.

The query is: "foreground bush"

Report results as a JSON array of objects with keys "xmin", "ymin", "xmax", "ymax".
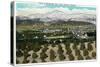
[
  {"xmin": 87, "ymin": 43, "xmax": 93, "ymax": 51},
  {"xmin": 75, "ymin": 49, "xmax": 80, "ymax": 56},
  {"xmin": 23, "ymin": 59, "xmax": 30, "ymax": 63},
  {"xmin": 16, "ymin": 50, "xmax": 23, "ymax": 57},
  {"xmin": 32, "ymin": 60, "xmax": 37, "ymax": 63},
  {"xmin": 40, "ymin": 51, "xmax": 48, "ymax": 62},
  {"xmin": 80, "ymin": 43, "xmax": 86, "ymax": 50},
  {"xmin": 92, "ymin": 52, "xmax": 96, "ymax": 58},
  {"xmin": 68, "ymin": 54, "xmax": 75, "ymax": 61},
  {"xmin": 57, "ymin": 45, "xmax": 64, "ymax": 54},
  {"xmin": 66, "ymin": 48, "xmax": 72, "ymax": 55},
  {"xmin": 32, "ymin": 53, "xmax": 38, "ymax": 59},
  {"xmin": 85, "ymin": 56, "xmax": 91, "ymax": 60},
  {"xmin": 83, "ymin": 49, "xmax": 89, "ymax": 56},
  {"xmin": 77, "ymin": 55, "xmax": 84, "ymax": 60},
  {"xmin": 59, "ymin": 54, "xmax": 65, "ymax": 61},
  {"xmin": 33, "ymin": 44, "xmax": 42, "ymax": 52},
  {"xmin": 42, "ymin": 45, "xmax": 48, "ymax": 52},
  {"xmin": 50, "ymin": 49, "xmax": 56, "ymax": 61}
]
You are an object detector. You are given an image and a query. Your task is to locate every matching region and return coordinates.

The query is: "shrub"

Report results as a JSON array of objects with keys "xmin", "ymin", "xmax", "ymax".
[
  {"xmin": 68, "ymin": 54, "xmax": 75, "ymax": 61},
  {"xmin": 72, "ymin": 44, "xmax": 77, "ymax": 50},
  {"xmin": 33, "ymin": 44, "xmax": 42, "ymax": 52},
  {"xmin": 85, "ymin": 56, "xmax": 91, "ymax": 60},
  {"xmin": 23, "ymin": 59, "xmax": 30, "ymax": 63},
  {"xmin": 26, "ymin": 43, "xmax": 33, "ymax": 51},
  {"xmin": 65, "ymin": 45, "xmax": 70, "ymax": 50},
  {"xmin": 75, "ymin": 49, "xmax": 80, "ymax": 56},
  {"xmin": 42, "ymin": 45, "xmax": 48, "ymax": 53},
  {"xmin": 51, "ymin": 43, "xmax": 56, "ymax": 47},
  {"xmin": 59, "ymin": 54, "xmax": 65, "ymax": 61},
  {"xmin": 16, "ymin": 60, "xmax": 19, "ymax": 64},
  {"xmin": 87, "ymin": 43, "xmax": 93, "ymax": 51},
  {"xmin": 50, "ymin": 49, "xmax": 56, "ymax": 61},
  {"xmin": 23, "ymin": 50, "xmax": 30, "ymax": 59},
  {"xmin": 40, "ymin": 52, "xmax": 48, "ymax": 61},
  {"xmin": 41, "ymin": 59, "xmax": 46, "ymax": 62},
  {"xmin": 24, "ymin": 54, "xmax": 31, "ymax": 60},
  {"xmin": 57, "ymin": 45, "xmax": 64, "ymax": 54},
  {"xmin": 32, "ymin": 53, "xmax": 38, "ymax": 59},
  {"xmin": 92, "ymin": 52, "xmax": 96, "ymax": 58},
  {"xmin": 16, "ymin": 50, "xmax": 23, "ymax": 57},
  {"xmin": 80, "ymin": 43, "xmax": 85, "ymax": 50},
  {"xmin": 66, "ymin": 48, "xmax": 72, "ymax": 55},
  {"xmin": 77, "ymin": 55, "xmax": 84, "ymax": 60},
  {"xmin": 32, "ymin": 60, "xmax": 37, "ymax": 63},
  {"xmin": 83, "ymin": 49, "xmax": 89, "ymax": 56}
]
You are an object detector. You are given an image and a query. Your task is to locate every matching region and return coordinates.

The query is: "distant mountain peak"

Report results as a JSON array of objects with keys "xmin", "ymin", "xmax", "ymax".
[{"xmin": 16, "ymin": 9, "xmax": 96, "ymax": 24}]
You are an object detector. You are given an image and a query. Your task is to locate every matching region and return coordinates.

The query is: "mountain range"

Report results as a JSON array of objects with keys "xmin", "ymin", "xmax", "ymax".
[{"xmin": 16, "ymin": 10, "xmax": 96, "ymax": 24}]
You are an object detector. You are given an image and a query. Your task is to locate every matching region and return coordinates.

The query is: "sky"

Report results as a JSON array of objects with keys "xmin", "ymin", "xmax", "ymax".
[{"xmin": 16, "ymin": 2, "xmax": 96, "ymax": 16}]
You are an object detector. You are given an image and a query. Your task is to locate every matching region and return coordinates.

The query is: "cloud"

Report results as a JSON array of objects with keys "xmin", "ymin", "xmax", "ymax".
[
  {"xmin": 16, "ymin": 2, "xmax": 96, "ymax": 11},
  {"xmin": 16, "ymin": 2, "xmax": 96, "ymax": 16}
]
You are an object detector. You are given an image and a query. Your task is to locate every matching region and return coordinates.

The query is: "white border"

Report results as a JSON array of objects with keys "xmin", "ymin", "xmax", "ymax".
[
  {"xmin": 13, "ymin": 1, "xmax": 97, "ymax": 66},
  {"xmin": 15, "ymin": 1, "xmax": 96, "ymax": 7}
]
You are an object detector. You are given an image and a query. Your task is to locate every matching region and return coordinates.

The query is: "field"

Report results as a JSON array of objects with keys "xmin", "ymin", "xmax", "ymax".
[{"xmin": 16, "ymin": 21, "xmax": 96, "ymax": 64}]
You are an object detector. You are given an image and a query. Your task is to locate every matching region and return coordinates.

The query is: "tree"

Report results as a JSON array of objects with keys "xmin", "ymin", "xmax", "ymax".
[
  {"xmin": 32, "ymin": 43, "xmax": 42, "ymax": 52},
  {"xmin": 23, "ymin": 59, "xmax": 30, "ymax": 64},
  {"xmin": 83, "ymin": 49, "xmax": 89, "ymax": 56},
  {"xmin": 50, "ymin": 49, "xmax": 56, "ymax": 61},
  {"xmin": 75, "ymin": 49, "xmax": 80, "ymax": 56},
  {"xmin": 92, "ymin": 52, "xmax": 96, "ymax": 58},
  {"xmin": 16, "ymin": 50, "xmax": 23, "ymax": 57},
  {"xmin": 42, "ymin": 44, "xmax": 48, "ymax": 53},
  {"xmin": 40, "ymin": 52, "xmax": 48, "ymax": 62},
  {"xmin": 32, "ymin": 53, "xmax": 38, "ymax": 59},
  {"xmin": 68, "ymin": 54, "xmax": 75, "ymax": 61},
  {"xmin": 77, "ymin": 55, "xmax": 84, "ymax": 60},
  {"xmin": 23, "ymin": 50, "xmax": 30, "ymax": 59},
  {"xmin": 59, "ymin": 54, "xmax": 65, "ymax": 61},
  {"xmin": 32, "ymin": 60, "xmax": 37, "ymax": 63},
  {"xmin": 72, "ymin": 43, "xmax": 77, "ymax": 50},
  {"xmin": 87, "ymin": 43, "xmax": 93, "ymax": 51},
  {"xmin": 85, "ymin": 56, "xmax": 91, "ymax": 60},
  {"xmin": 57, "ymin": 45, "xmax": 64, "ymax": 54},
  {"xmin": 80, "ymin": 43, "xmax": 86, "ymax": 50},
  {"xmin": 66, "ymin": 48, "xmax": 72, "ymax": 55}
]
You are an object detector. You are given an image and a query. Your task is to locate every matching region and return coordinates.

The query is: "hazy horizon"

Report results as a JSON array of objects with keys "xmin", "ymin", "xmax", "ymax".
[{"xmin": 16, "ymin": 2, "xmax": 96, "ymax": 16}]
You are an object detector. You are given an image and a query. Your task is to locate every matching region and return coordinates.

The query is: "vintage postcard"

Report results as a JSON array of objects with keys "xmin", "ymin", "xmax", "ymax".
[{"xmin": 11, "ymin": 1, "xmax": 96, "ymax": 65}]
